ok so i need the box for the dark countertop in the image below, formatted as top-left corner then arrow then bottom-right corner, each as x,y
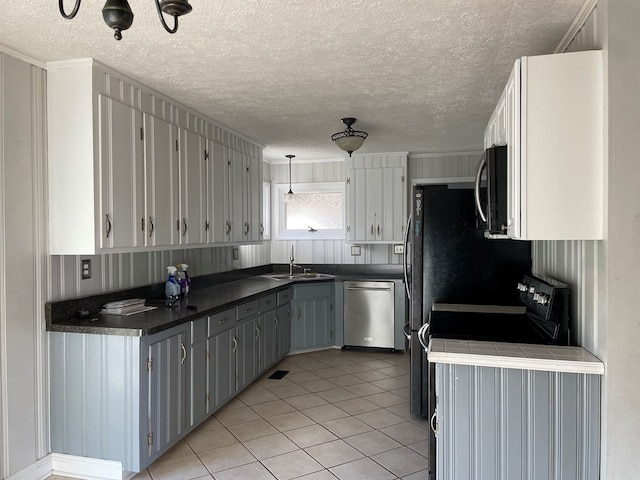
47,276 -> 325,337
46,264 -> 404,337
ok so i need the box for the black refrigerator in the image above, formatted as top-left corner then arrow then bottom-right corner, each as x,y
406,182 -> 532,418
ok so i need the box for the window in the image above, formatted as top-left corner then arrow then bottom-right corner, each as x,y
272,182 -> 345,240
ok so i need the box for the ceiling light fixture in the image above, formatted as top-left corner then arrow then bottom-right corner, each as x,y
58,0 -> 192,40
331,117 -> 368,157
284,155 -> 295,204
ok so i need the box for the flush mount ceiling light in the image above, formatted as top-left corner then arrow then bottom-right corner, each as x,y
331,117 -> 368,157
284,155 -> 295,204
58,0 -> 192,40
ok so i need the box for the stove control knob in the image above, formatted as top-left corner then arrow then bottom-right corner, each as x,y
537,293 -> 550,305
517,282 -> 528,292
528,286 -> 536,295
533,293 -> 540,302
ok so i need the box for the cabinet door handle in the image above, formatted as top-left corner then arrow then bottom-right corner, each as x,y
105,214 -> 112,238
182,218 -> 188,236
244,222 -> 250,236
141,217 -> 145,232
219,317 -> 228,325
226,221 -> 232,236
149,217 -> 154,236
297,307 -> 301,319
176,219 -> 180,232
232,335 -> 238,353
370,224 -> 374,235
180,342 -> 187,365
255,324 -> 260,339
274,316 -> 279,330
377,224 -> 380,236
260,223 -> 264,236
430,409 -> 439,436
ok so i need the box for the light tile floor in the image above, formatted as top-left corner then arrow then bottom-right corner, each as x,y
52,348 -> 429,480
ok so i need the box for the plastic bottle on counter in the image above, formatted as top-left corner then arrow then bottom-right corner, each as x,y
165,266 -> 180,298
177,264 -> 191,296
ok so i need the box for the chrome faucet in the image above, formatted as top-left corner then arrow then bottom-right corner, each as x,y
289,245 -> 303,276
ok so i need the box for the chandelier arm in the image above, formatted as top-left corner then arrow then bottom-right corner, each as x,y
155,0 -> 179,33
59,0 -> 82,19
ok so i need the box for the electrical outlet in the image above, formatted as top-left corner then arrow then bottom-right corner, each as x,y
81,259 -> 91,279
232,247 -> 239,260
394,244 -> 404,254
351,245 -> 361,256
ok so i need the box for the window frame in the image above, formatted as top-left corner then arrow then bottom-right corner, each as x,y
272,181 -> 346,240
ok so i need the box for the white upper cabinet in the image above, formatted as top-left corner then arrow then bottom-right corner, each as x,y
484,50 -> 604,240
47,58 -> 263,254
179,128 -> 208,245
346,153 -> 408,243
143,114 -> 180,248
97,95 -> 145,250
207,141 -> 263,245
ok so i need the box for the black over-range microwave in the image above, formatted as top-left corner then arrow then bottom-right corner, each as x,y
474,145 -> 508,238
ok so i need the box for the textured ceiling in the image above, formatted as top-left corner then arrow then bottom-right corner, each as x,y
0,1 -> 584,162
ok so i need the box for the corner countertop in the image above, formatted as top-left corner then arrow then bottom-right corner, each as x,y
428,338 -> 604,375
47,275 -> 335,337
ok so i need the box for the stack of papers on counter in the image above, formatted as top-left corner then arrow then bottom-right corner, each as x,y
100,298 -> 157,316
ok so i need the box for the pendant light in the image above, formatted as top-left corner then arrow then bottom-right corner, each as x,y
284,155 -> 295,204
58,0 -> 192,40
331,117 -> 368,157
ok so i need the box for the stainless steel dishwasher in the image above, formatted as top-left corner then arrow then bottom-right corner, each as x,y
344,281 -> 395,349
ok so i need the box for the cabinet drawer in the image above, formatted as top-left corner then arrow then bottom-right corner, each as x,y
236,299 -> 260,320
277,289 -> 292,305
208,308 -> 234,337
259,294 -> 277,312
191,317 -> 207,344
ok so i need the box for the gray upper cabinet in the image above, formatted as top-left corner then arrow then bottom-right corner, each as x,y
47,58 -> 263,254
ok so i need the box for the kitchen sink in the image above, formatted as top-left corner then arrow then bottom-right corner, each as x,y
264,273 -> 333,281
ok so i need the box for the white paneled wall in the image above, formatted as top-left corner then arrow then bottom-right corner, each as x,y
269,153 -> 481,265
409,152 -> 481,180
0,53 -> 49,477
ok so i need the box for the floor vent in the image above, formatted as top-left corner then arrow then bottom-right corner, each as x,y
268,370 -> 289,380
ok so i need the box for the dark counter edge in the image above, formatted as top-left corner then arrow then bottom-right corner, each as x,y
46,264 -> 404,336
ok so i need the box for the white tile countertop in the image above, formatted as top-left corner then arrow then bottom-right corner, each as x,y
428,338 -> 604,375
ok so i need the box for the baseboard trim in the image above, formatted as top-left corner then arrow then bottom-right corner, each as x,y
51,453 -> 124,480
6,453 -> 125,480
5,455 -> 51,480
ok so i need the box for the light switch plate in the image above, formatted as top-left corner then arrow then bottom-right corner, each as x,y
394,244 -> 404,254
351,245 -> 361,256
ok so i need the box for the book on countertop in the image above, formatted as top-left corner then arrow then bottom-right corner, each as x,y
100,298 -> 156,316
100,305 -> 157,316
103,298 -> 146,309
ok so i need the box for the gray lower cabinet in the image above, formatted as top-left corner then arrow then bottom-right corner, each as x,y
147,326 -> 190,462
257,308 -> 276,373
50,324 -> 191,473
275,288 -> 292,359
290,283 -> 334,352
50,289 -> 294,474
434,363 -> 601,480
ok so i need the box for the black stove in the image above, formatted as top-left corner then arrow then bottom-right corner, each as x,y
428,274 -> 570,346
